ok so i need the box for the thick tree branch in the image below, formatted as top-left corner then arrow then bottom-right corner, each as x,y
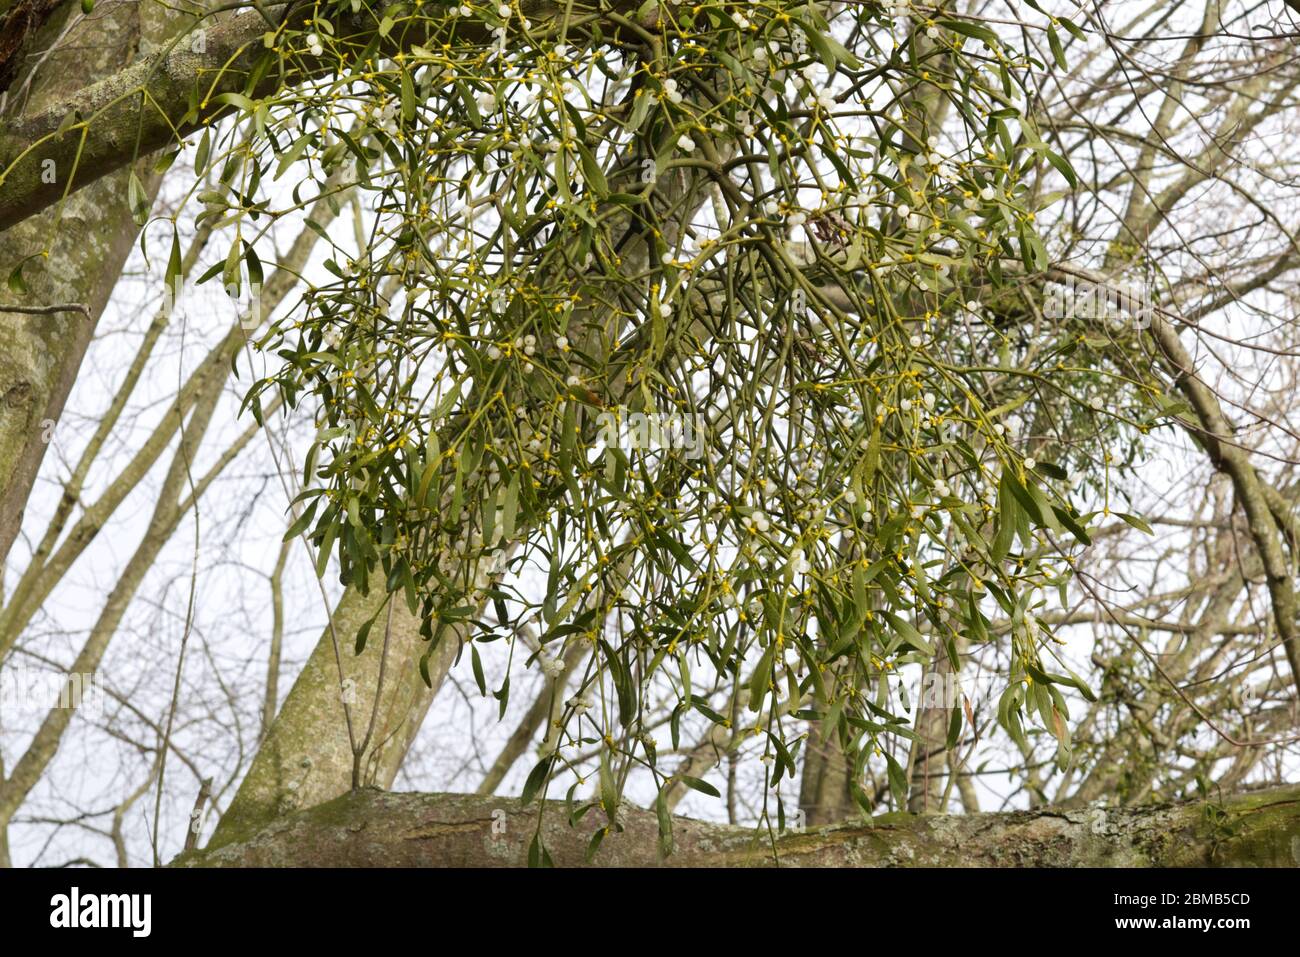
175,783 -> 1300,867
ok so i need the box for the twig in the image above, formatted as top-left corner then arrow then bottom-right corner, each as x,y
1,302 -> 91,318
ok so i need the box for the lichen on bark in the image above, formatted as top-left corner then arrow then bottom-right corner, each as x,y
178,783 -> 1300,868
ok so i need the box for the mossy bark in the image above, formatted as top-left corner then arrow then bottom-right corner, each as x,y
207,588 -> 457,849
176,783 -> 1300,868
0,0 -> 196,569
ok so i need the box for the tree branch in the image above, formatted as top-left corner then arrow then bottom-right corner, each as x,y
0,0 -> 655,230
175,783 -> 1300,867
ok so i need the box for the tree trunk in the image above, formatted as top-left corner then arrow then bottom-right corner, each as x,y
175,783 -> 1300,868
207,588 -> 457,848
0,0 -> 193,569
797,718 -> 856,826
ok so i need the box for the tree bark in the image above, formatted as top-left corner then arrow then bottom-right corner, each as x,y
175,782 -> 1300,868
0,0 -> 187,570
207,588 -> 457,848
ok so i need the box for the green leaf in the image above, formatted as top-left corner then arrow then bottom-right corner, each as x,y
881,611 -> 932,656
527,833 -> 553,868
655,788 -> 674,858
127,170 -> 149,225
1117,511 -> 1153,535
354,615 -> 374,655
213,92 -> 256,114
946,695 -> 964,750
1059,17 -> 1087,41
282,499 -> 318,541
576,143 -> 608,196
626,88 -> 653,132
494,675 -> 510,720
400,70 -> 417,124
885,752 -> 909,808
153,148 -> 180,174
244,242 -> 263,287
584,827 -> 606,863
7,262 -> 27,294
502,472 -> 520,542
457,81 -> 482,127
194,129 -> 211,175
599,749 -> 619,818
937,18 -> 999,47
1052,504 -> 1092,546
1047,25 -> 1068,70
747,644 -> 774,712
677,774 -> 720,799
223,236 -> 242,294
521,755 -> 553,805
1041,146 -> 1078,189
165,228 -> 183,291
799,21 -> 862,70
274,133 -> 312,180
471,642 -> 486,695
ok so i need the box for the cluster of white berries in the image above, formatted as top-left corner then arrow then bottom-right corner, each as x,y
741,511 -> 771,534
914,135 -> 943,169
677,132 -> 696,153
798,66 -> 837,112
566,693 -> 593,715
662,77 -> 684,105
538,654 -> 565,679
306,32 -> 323,57
486,334 -> 538,369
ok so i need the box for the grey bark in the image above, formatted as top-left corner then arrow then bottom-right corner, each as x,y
175,782 -> 1300,868
0,0 -> 189,570
208,588 -> 458,848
